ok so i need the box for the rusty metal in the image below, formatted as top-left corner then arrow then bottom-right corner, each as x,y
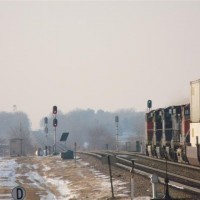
108,155 -> 114,198
163,154 -> 171,200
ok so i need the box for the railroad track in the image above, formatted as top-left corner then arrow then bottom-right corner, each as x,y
80,151 -> 200,195
114,152 -> 200,182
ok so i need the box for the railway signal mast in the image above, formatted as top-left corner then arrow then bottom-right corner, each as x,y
115,116 -> 119,152
44,117 -> 48,155
53,106 -> 58,154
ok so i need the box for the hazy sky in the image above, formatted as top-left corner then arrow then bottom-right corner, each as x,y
0,1 -> 200,130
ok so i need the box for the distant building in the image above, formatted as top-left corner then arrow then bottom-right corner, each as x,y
119,132 -> 145,152
9,138 -> 24,156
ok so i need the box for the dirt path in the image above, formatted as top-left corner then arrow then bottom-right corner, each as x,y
0,155 -> 131,200
1,154 -> 198,200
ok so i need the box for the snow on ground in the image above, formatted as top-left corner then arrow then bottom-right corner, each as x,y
89,167 -> 130,198
0,157 -> 18,187
46,178 -> 77,200
0,156 -> 75,200
0,156 -> 151,200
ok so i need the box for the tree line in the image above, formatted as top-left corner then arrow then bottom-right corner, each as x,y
0,108 -> 145,154
39,108 -> 145,151
0,111 -> 33,155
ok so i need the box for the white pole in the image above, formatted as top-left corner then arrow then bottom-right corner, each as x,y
130,159 -> 136,200
152,183 -> 157,199
131,175 -> 134,200
150,174 -> 158,199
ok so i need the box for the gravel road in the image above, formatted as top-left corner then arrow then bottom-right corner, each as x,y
78,153 -> 200,200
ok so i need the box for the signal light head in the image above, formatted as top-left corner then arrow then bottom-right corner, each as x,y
53,118 -> 58,127
44,117 -> 48,124
53,106 -> 57,114
147,100 -> 152,109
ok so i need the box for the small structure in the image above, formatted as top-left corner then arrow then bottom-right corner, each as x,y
61,150 -> 74,159
60,132 -> 74,159
9,138 -> 24,156
150,174 -> 159,199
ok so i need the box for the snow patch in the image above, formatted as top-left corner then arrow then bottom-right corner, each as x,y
47,177 -> 77,200
0,158 -> 18,187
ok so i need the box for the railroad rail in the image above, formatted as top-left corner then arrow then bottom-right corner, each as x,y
79,151 -> 200,195
112,151 -> 200,182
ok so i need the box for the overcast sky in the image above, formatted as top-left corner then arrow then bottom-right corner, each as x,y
0,1 -> 200,130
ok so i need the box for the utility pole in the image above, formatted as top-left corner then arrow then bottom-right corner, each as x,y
74,142 -> 77,168
163,153 -> 171,200
130,159 -> 137,200
115,116 -> 119,152
108,155 -> 114,198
